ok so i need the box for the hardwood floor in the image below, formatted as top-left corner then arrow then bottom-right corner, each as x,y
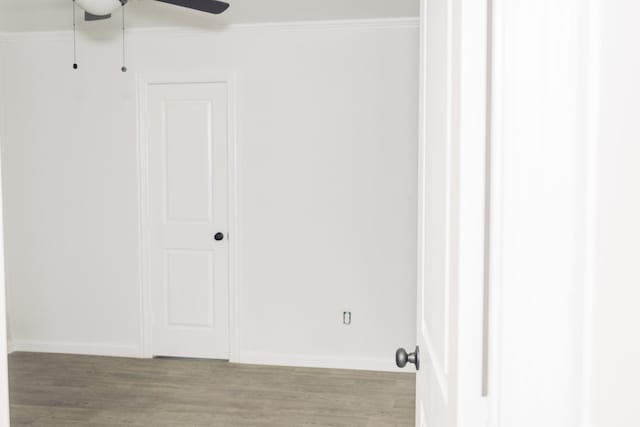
8,352 -> 415,426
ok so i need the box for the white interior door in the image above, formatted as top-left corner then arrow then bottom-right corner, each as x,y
416,0 -> 458,422
147,81 -> 230,360
413,0 -> 489,426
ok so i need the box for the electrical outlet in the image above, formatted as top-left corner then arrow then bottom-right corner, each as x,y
343,311 -> 352,325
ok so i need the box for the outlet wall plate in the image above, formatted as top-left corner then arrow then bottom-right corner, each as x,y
343,311 -> 352,325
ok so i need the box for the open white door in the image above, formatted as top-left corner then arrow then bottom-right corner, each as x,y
398,0 -> 490,426
414,0 -> 459,422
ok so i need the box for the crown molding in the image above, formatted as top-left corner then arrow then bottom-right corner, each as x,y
0,17 -> 418,43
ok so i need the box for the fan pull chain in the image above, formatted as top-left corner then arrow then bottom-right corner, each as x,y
72,0 -> 78,70
121,3 -> 127,73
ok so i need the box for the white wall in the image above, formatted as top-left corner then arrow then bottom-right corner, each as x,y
590,1 -> 640,425
0,20 -> 419,371
488,1 -> 591,425
490,1 -> 640,425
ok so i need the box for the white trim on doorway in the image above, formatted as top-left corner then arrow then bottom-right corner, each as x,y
136,72 -> 239,361
0,152 -> 10,427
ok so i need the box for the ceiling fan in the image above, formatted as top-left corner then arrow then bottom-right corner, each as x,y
71,0 -> 230,71
75,0 -> 230,21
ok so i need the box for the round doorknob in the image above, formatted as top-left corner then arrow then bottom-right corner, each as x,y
396,346 -> 420,371
214,232 -> 225,241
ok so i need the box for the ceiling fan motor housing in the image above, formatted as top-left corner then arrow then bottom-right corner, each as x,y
75,0 -> 127,17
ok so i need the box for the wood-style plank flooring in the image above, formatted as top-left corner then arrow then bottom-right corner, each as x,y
8,352 -> 415,426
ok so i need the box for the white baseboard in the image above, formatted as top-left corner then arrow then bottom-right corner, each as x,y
8,340 -> 142,358
236,351 -> 412,374
7,342 -> 411,374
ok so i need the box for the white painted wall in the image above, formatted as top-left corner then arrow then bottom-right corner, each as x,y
488,1 -> 591,425
0,20 -> 418,371
490,1 -> 640,425
589,1 -> 640,425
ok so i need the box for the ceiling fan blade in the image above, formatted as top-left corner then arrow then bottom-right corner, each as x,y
85,11 -> 112,21
153,0 -> 230,14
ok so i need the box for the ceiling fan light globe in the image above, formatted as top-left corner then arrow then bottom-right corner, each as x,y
75,0 -> 122,16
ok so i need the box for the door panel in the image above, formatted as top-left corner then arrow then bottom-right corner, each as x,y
417,0 -> 456,424
147,82 -> 229,360
164,100 -> 214,223
415,0 -> 490,425
166,249 -> 215,328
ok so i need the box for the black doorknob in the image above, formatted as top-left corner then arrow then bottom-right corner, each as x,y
214,232 -> 225,241
396,346 -> 420,371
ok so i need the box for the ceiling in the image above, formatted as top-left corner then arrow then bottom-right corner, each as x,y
0,0 -> 419,32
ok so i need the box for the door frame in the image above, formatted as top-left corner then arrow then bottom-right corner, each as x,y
0,149 -> 10,426
136,72 -> 239,361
